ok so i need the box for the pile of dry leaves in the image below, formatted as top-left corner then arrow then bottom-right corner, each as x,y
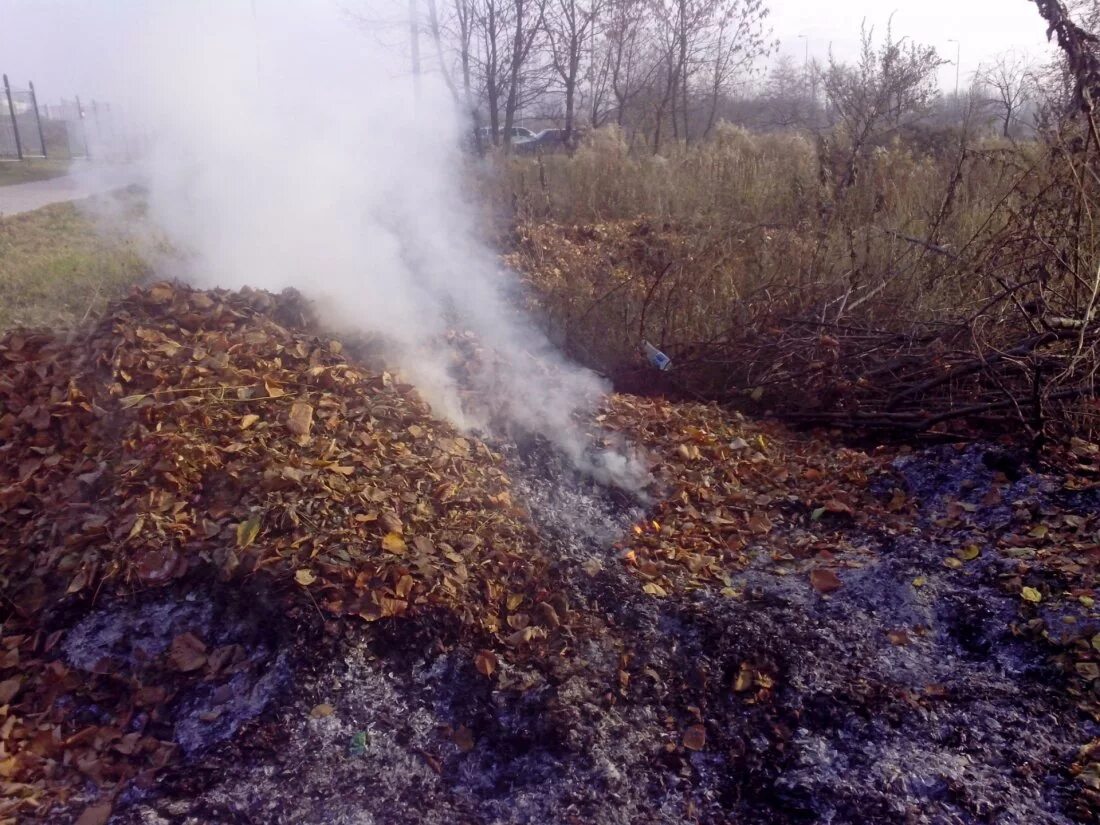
603,396 -> 902,596
1,281 -> 1097,821
0,283 -> 562,820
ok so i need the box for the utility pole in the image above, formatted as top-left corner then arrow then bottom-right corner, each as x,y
3,75 -> 23,160
251,0 -> 262,85
409,0 -> 422,103
29,81 -> 46,158
75,95 -> 90,158
798,34 -> 816,123
947,38 -> 960,98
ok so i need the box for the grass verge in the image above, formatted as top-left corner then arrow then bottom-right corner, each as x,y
0,158 -> 71,187
0,195 -> 151,329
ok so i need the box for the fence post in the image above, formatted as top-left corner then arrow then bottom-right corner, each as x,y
28,81 -> 46,158
3,75 -> 23,160
75,95 -> 90,159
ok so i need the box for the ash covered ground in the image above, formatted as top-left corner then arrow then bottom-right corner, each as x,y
103,441 -> 1098,825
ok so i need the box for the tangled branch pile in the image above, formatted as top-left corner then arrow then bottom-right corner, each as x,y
497,1 -> 1100,444
511,135 -> 1100,441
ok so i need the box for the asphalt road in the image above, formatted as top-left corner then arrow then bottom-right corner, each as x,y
0,163 -> 138,216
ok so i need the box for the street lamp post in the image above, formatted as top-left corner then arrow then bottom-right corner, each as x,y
798,34 -> 817,116
947,38 -> 960,98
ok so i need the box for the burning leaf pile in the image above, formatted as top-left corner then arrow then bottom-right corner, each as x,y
1,281 -> 1098,823
0,282 -> 562,819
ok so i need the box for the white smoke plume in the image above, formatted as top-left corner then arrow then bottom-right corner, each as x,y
119,1 -> 646,489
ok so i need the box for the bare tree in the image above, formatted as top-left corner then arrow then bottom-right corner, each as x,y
698,0 -> 772,136
603,0 -> 657,133
979,51 -> 1036,137
501,0 -> 548,146
824,22 -> 943,184
474,0 -> 510,142
350,0 -> 771,149
759,54 -> 813,129
647,0 -> 771,149
447,0 -> 478,111
583,18 -> 616,126
544,0 -> 604,141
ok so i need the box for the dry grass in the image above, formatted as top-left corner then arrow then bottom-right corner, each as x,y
0,158 -> 71,187
0,194 -> 152,330
492,125 -> 1036,349
489,125 -> 1100,436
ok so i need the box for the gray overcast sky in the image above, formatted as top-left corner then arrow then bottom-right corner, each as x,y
770,0 -> 1054,88
0,0 -> 1059,106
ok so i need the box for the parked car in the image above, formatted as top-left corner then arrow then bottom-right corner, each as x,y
471,126 -> 536,148
514,128 -> 574,154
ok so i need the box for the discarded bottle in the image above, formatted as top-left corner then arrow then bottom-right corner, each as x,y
642,340 -> 672,371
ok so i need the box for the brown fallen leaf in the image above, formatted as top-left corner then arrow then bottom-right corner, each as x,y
236,516 -> 262,548
1076,662 -> 1100,681
380,511 -> 404,534
747,511 -> 773,535
474,650 -> 498,678
75,802 -> 113,825
732,662 -> 754,692
169,632 -> 207,672
310,703 -> 335,718
453,724 -> 475,753
810,568 -> 843,594
381,532 -> 407,555
1028,524 -> 1049,540
146,283 -> 174,304
137,548 -> 180,583
287,400 -> 314,436
887,629 -> 910,646
0,676 -> 22,704
295,569 -> 317,586
683,724 -> 706,751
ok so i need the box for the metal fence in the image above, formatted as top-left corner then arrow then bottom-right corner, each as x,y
1,74 -> 137,162
0,75 -> 46,160
42,98 -> 90,159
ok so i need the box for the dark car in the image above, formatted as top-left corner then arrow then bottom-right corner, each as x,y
515,128 -> 571,154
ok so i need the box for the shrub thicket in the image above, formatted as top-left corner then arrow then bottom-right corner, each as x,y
484,121 -> 1100,443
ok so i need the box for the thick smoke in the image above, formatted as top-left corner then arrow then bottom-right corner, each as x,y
125,1 -> 645,489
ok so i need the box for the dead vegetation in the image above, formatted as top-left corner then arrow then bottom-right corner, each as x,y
490,10 -> 1100,446
500,118 -> 1100,443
